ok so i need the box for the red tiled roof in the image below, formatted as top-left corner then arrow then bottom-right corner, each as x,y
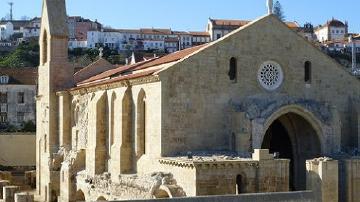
0,67 -> 37,85
327,19 -> 346,27
210,18 -> 299,29
189,31 -> 210,37
140,28 -> 172,35
164,38 -> 179,42
211,19 -> 250,26
77,44 -> 206,87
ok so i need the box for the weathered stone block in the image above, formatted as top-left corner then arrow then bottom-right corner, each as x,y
3,186 -> 20,202
252,149 -> 274,161
24,171 -> 36,189
0,180 -> 10,198
306,157 -> 338,202
14,192 -> 33,202
0,172 -> 12,182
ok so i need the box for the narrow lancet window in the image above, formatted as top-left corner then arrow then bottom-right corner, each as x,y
229,57 -> 237,81
305,61 -> 312,83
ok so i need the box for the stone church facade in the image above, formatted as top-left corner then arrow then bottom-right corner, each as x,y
36,0 -> 360,201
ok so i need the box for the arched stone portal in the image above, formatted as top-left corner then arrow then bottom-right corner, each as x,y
75,190 -> 85,202
261,112 -> 321,191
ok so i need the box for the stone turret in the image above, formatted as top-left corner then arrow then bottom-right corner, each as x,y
36,0 -> 73,201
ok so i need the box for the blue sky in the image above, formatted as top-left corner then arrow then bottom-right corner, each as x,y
0,0 -> 359,32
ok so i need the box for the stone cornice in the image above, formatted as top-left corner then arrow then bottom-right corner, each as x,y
159,159 -> 260,170
69,75 -> 160,96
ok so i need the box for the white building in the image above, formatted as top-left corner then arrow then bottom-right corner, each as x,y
189,31 -> 211,46
23,18 -> 41,39
0,22 -> 14,41
314,19 -> 348,42
345,35 -> 360,53
164,38 -> 179,53
0,68 -> 37,129
143,39 -> 164,51
206,18 -> 299,41
68,39 -> 88,49
175,31 -> 192,49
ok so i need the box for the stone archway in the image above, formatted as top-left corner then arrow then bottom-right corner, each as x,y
75,190 -> 85,202
261,112 -> 322,191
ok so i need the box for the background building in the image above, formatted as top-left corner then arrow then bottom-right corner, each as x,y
314,18 -> 348,42
0,22 -> 14,41
0,68 -> 37,130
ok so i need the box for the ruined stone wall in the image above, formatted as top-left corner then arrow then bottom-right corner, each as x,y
342,159 -> 360,202
128,191 -> 316,202
159,15 -> 360,156
0,133 -> 35,166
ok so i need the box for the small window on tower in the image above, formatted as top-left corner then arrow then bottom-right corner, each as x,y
305,61 -> 312,83
228,57 -> 237,82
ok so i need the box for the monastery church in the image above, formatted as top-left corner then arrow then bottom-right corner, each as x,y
36,0 -> 360,201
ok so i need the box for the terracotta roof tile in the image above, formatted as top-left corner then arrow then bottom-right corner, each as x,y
211,19 -> 250,26
77,44 -> 206,87
0,67 -> 37,85
210,18 -> 299,29
189,31 -> 210,37
140,28 -> 172,35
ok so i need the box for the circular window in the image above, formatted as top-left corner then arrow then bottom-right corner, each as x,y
257,61 -> 284,91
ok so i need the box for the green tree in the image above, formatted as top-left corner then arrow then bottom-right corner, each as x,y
273,1 -> 285,21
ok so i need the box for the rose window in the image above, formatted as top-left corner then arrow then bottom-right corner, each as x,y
257,61 -> 284,91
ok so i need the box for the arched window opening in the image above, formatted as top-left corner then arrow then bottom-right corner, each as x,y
136,89 -> 146,159
120,88 -> 135,174
228,57 -> 237,81
97,196 -> 107,201
304,61 -> 312,83
42,31 -> 48,65
95,93 -> 108,174
236,175 -> 243,194
75,190 -> 85,202
110,92 -> 116,147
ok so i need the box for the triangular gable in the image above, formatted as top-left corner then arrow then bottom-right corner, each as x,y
157,14 -> 359,82
40,0 -> 68,37
74,58 -> 115,84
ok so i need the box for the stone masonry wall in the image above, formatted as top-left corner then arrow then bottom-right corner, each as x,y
159,15 -> 360,156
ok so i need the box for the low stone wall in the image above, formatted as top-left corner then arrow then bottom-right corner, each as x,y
125,191 -> 315,202
0,133 -> 35,167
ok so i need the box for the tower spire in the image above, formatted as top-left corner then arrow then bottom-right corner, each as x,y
267,0 -> 273,14
8,2 -> 13,21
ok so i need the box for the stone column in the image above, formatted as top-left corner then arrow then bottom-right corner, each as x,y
3,186 -> 20,202
343,159 -> 360,202
0,171 -> 12,182
58,91 -> 72,149
306,158 -> 338,202
14,192 -> 34,202
0,180 -> 10,198
231,112 -> 252,155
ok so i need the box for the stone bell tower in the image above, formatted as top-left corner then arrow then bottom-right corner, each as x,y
36,0 -> 73,201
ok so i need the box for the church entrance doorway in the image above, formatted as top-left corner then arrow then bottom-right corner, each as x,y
261,112 -> 321,191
